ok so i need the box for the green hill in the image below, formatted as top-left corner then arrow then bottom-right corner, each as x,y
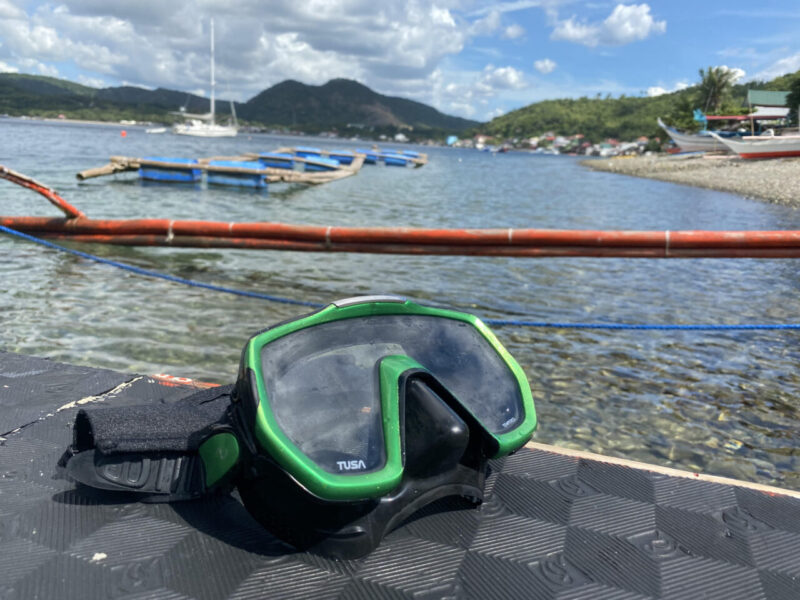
0,73 -> 477,135
240,78 -> 478,131
480,70 -> 800,143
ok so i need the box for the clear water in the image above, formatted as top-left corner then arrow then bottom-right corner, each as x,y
2,118 -> 799,490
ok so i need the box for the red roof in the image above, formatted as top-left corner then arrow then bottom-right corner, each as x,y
705,114 -> 786,121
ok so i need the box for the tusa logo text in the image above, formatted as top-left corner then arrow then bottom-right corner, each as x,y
337,459 -> 367,471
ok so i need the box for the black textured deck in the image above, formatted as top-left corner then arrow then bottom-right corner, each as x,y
1,351 -> 799,599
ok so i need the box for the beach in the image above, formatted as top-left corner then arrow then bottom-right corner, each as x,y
583,154 -> 800,206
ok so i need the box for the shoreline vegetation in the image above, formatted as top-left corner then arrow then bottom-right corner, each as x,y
582,154 -> 800,206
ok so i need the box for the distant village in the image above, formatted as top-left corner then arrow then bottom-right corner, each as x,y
306,130 -> 665,156
449,132 -> 661,157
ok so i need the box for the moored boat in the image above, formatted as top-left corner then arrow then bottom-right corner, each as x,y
709,132 -> 800,159
657,118 -> 732,153
173,20 -> 238,138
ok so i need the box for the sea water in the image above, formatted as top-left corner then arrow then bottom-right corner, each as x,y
1,118 -> 799,490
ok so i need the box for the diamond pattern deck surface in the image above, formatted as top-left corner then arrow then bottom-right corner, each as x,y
1,352 -> 798,599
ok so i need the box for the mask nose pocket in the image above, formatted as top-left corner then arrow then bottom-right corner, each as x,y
403,377 -> 469,477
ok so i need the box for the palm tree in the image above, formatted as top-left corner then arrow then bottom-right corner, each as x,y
698,67 -> 739,113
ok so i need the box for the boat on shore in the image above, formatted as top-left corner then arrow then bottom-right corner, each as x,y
657,118 -> 733,153
173,20 -> 238,138
708,132 -> 800,159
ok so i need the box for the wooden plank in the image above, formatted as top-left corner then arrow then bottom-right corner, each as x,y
526,441 -> 800,499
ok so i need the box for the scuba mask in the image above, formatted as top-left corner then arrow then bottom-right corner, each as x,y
60,296 -> 537,558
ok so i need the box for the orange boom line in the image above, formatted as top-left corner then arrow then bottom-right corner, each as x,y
4,164 -> 800,258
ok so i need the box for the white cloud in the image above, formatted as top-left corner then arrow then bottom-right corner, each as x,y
534,58 -> 556,74
0,0 -> 24,19
646,80 -> 689,97
469,1 -> 571,17
0,1 -> 469,102
0,60 -> 19,73
752,52 -> 800,81
502,23 -> 525,39
470,10 -> 502,36
479,65 -> 526,90
449,101 -> 477,117
77,74 -> 108,88
718,65 -> 746,83
551,3 -> 666,47
486,107 -> 505,119
16,57 -> 59,77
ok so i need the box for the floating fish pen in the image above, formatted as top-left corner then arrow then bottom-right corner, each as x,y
303,156 -> 340,172
138,157 -> 201,183
249,149 -> 366,173
77,153 -> 365,186
382,153 -> 411,167
328,150 -> 357,165
257,152 -> 295,170
206,160 -> 266,188
275,146 -> 428,168
356,148 -> 379,164
293,146 -> 323,159
75,144 -> 425,190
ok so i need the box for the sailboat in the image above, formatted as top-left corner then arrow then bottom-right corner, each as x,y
173,19 -> 238,137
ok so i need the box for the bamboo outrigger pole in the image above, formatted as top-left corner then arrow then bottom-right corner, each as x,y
4,164 -> 800,258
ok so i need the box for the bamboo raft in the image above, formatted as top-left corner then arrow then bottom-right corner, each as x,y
271,146 -> 428,168
77,153 -> 366,185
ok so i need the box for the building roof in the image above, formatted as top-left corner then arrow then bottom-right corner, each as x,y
747,90 -> 789,107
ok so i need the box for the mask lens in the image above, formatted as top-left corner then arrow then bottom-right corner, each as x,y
260,315 -> 525,475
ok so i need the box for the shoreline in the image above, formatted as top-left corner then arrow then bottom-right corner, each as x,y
582,154 -> 800,206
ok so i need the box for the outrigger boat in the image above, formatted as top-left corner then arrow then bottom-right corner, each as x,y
657,107 -> 789,154
4,164 -> 800,257
708,132 -> 800,159
657,118 -> 733,153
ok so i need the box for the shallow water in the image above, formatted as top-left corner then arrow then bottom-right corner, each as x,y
2,118 -> 799,490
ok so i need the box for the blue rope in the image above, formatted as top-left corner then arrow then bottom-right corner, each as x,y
0,225 -> 321,308
481,318 -> 800,331
3,224 -> 800,331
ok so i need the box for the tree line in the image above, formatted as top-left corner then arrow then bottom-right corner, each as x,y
477,67 -> 800,144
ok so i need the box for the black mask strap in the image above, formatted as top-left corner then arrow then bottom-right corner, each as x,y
59,385 -> 236,502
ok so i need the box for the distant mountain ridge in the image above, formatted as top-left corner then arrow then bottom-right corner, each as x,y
239,78 -> 477,131
0,73 -> 478,132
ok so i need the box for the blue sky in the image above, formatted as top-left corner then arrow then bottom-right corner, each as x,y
1,1 -> 799,122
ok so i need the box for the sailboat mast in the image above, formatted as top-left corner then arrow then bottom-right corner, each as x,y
210,19 -> 216,125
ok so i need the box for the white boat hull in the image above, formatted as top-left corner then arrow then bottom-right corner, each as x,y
173,121 -> 238,137
172,22 -> 238,138
709,132 -> 800,159
657,118 -> 730,153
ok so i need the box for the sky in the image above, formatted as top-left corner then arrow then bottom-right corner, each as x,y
1,1 -> 800,122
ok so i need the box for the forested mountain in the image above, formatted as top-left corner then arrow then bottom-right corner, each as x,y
480,70 -> 800,143
0,73 -> 477,133
3,67 -> 799,142
239,78 -> 477,131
